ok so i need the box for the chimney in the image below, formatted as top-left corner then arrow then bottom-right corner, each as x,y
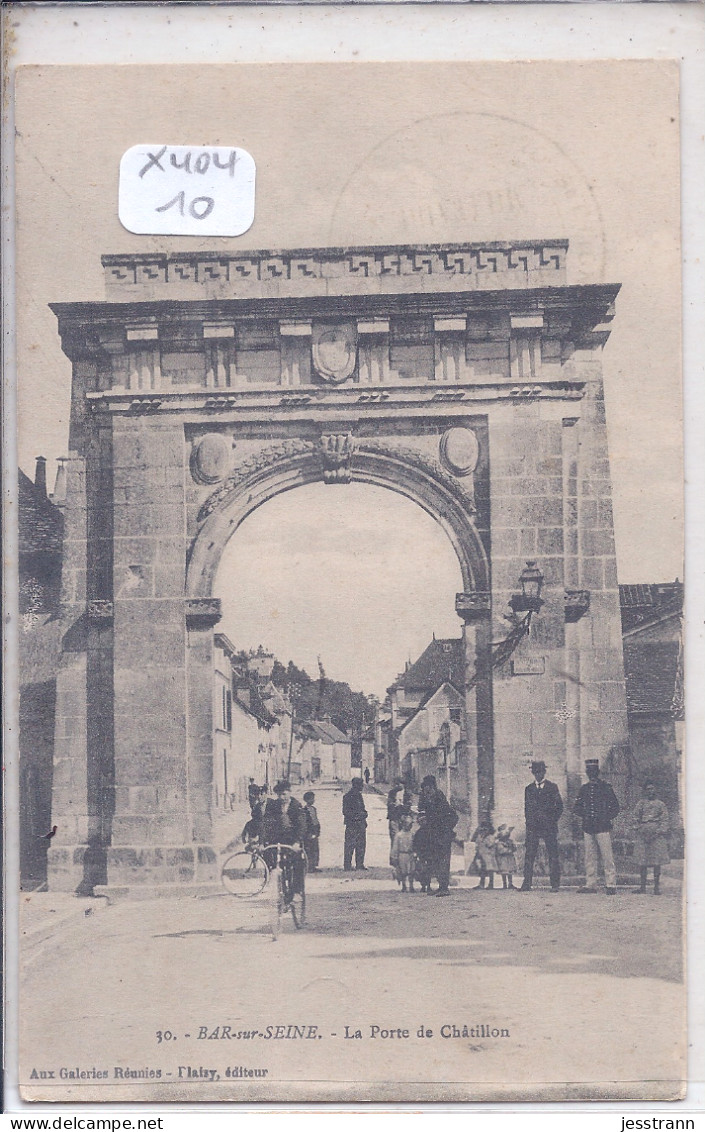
52,458 -> 68,506
35,456 -> 47,500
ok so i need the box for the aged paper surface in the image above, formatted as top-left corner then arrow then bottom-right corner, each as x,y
15,61 -> 684,1103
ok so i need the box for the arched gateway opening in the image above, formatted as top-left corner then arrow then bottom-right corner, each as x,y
206,472 -> 473,818
183,433 -> 493,859
47,242 -> 628,893
212,482 -> 464,703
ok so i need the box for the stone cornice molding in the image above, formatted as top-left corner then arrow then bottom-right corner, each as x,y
455,592 -> 492,623
52,284 -> 620,335
86,380 -> 587,416
102,241 -> 569,296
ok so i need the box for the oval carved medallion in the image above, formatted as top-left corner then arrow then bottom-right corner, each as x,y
311,322 -> 358,384
191,433 -> 233,484
439,427 -> 479,477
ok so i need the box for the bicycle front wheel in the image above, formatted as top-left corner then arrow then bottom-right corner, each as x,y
221,851 -> 268,898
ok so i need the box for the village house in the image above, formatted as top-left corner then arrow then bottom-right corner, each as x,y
294,716 -> 352,783
383,637 -> 465,790
18,458 -> 65,889
619,582 -> 684,853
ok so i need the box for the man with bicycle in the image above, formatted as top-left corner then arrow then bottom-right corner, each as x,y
262,781 -> 308,903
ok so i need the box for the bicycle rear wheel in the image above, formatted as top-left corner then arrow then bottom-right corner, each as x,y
221,851 -> 268,897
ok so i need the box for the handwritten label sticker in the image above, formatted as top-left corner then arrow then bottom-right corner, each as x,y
119,144 -> 256,236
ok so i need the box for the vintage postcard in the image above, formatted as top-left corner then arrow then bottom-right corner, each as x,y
13,60 -> 684,1103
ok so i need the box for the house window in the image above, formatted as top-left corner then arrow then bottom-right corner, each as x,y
221,686 -> 232,731
450,708 -> 462,725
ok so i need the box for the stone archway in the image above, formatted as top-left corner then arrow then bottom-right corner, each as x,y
186,436 -> 489,598
182,435 -> 493,851
46,241 -> 628,892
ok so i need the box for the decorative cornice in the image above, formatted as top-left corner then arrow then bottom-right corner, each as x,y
564,588 -> 591,623
455,592 -> 492,623
85,379 -> 586,416
102,241 -> 569,299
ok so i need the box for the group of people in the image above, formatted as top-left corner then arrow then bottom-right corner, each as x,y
241,760 -> 670,897
471,758 -> 669,895
387,759 -> 670,897
243,780 -> 321,871
387,775 -> 459,896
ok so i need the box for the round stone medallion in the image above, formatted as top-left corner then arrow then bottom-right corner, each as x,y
191,433 -> 233,484
439,427 -> 480,477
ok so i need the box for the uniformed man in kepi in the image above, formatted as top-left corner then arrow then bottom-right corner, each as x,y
573,758 -> 621,895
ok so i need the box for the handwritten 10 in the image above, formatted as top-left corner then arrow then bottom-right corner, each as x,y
119,144 -> 256,236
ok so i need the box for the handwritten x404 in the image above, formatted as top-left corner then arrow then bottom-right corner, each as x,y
119,144 -> 256,236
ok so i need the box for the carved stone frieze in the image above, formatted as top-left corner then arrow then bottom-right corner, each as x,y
102,241 -> 568,300
197,439 -> 316,522
358,440 -> 476,511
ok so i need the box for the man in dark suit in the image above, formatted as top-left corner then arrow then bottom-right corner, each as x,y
521,760 -> 563,892
342,778 -> 368,870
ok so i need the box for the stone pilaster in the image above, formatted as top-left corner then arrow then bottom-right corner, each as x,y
104,417 -> 216,890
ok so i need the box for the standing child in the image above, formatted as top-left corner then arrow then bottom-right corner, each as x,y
494,824 -> 518,889
412,812 -> 433,893
471,817 -> 498,889
302,790 -> 321,872
390,812 -> 416,893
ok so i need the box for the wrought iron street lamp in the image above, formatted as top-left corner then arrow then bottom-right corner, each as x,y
509,560 -> 545,619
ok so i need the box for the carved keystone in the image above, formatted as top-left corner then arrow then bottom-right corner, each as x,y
319,433 -> 356,484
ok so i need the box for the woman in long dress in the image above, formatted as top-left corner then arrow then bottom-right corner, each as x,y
632,780 -> 670,895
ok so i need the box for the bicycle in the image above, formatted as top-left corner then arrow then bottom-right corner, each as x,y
221,841 -> 307,940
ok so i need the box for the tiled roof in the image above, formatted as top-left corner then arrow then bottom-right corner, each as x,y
18,470 -> 63,555
389,637 -> 464,694
297,719 -> 349,745
619,582 -> 683,634
623,639 -> 680,715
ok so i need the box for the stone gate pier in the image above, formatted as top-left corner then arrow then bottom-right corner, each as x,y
47,241 -> 628,893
